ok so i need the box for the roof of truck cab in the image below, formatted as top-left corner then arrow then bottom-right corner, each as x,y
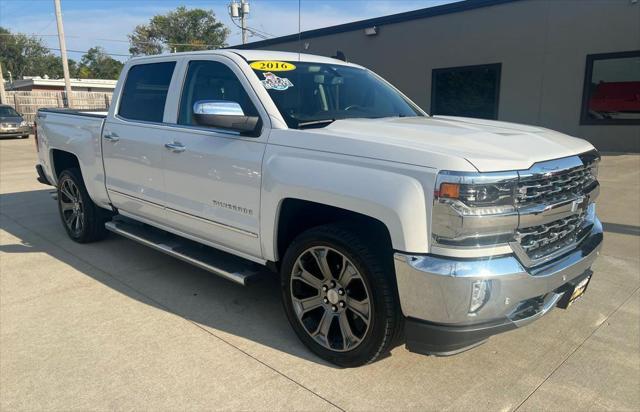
127,49 -> 357,67
228,49 -> 355,66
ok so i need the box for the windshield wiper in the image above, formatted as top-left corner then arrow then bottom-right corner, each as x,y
297,119 -> 336,129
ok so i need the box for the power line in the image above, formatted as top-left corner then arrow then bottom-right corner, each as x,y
0,32 -> 225,49
228,18 -> 267,40
227,0 -> 277,42
0,34 -> 131,58
227,16 -> 274,40
50,47 -> 131,57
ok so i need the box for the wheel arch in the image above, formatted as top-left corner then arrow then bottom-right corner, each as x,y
261,152 -> 431,262
48,148 -> 110,209
274,199 -> 393,263
50,149 -> 81,180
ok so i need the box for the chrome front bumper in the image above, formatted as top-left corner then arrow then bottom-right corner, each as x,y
394,217 -> 603,327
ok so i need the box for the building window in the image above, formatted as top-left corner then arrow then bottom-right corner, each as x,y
581,50 -> 640,125
431,63 -> 501,120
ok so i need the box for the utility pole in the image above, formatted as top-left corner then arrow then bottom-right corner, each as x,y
241,2 -> 247,45
53,0 -> 73,107
229,0 -> 250,44
0,62 -> 7,105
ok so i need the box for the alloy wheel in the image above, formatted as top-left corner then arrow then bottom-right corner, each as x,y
59,178 -> 84,235
290,246 -> 372,352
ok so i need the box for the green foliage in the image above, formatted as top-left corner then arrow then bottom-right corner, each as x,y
128,6 -> 230,56
0,26 -> 76,79
77,47 -> 124,79
0,27 -> 122,81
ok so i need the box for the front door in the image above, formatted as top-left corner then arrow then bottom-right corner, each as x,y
102,61 -> 178,224
161,58 -> 267,258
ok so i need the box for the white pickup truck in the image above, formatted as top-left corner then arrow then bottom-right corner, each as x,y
35,50 -> 603,367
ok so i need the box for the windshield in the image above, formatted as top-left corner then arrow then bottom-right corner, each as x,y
0,107 -> 20,117
250,61 -> 423,128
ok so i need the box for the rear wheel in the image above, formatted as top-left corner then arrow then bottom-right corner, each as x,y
57,168 -> 108,243
281,224 -> 401,367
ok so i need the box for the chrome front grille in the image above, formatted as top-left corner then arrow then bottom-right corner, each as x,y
516,213 -> 590,262
512,151 -> 600,265
517,164 -> 597,206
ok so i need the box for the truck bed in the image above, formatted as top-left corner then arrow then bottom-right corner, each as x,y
36,107 -> 111,208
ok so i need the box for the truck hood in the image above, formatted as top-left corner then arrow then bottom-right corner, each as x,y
294,116 -> 594,172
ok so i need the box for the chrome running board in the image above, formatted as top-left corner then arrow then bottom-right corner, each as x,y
105,217 -> 267,286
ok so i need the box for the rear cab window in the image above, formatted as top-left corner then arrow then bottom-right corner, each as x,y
118,61 -> 176,123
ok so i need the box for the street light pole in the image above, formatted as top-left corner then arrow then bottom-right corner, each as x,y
53,0 -> 73,107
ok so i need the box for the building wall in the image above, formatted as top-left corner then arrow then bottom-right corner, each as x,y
253,0 -> 640,152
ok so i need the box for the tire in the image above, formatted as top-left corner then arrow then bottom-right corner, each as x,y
21,134 -> 29,139
281,223 -> 401,367
57,168 -> 108,243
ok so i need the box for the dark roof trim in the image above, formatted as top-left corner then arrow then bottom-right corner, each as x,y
232,0 -> 520,49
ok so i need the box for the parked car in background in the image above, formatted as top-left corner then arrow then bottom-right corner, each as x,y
0,105 -> 31,138
34,50 -> 602,367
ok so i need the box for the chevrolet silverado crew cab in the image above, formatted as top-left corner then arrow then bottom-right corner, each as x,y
34,50 -> 603,367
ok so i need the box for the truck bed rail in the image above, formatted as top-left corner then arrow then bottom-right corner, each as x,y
37,108 -> 107,118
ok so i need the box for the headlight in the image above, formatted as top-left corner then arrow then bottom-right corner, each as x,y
20,121 -> 28,127
432,171 -> 518,247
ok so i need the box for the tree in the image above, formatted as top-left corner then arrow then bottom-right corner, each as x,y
0,26 -> 76,79
77,47 -> 123,79
128,6 -> 229,56
31,54 -> 78,79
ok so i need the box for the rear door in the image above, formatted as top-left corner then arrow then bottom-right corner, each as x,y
160,57 -> 268,259
102,60 -> 179,224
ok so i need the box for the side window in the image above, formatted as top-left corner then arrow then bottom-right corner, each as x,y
178,60 -> 258,126
118,61 -> 176,123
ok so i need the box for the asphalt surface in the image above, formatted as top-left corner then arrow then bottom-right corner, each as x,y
1,137 -> 639,411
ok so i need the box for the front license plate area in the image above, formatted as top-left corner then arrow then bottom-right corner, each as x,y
556,270 -> 592,309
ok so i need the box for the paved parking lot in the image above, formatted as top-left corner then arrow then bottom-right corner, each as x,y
1,137 -> 639,411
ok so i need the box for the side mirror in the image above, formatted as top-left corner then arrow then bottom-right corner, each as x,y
192,100 -> 260,135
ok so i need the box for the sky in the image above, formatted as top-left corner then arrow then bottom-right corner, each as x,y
0,0 -> 457,61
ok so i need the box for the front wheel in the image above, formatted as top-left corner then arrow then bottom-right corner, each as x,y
57,168 -> 108,243
281,224 -> 401,367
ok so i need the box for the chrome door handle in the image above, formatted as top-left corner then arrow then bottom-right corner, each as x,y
164,142 -> 186,153
103,132 -> 120,142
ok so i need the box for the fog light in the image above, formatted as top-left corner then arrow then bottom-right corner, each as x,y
469,280 -> 490,314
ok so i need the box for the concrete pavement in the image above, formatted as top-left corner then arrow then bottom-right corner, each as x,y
1,137 -> 638,411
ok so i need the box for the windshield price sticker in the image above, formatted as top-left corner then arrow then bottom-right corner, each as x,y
250,61 -> 296,71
